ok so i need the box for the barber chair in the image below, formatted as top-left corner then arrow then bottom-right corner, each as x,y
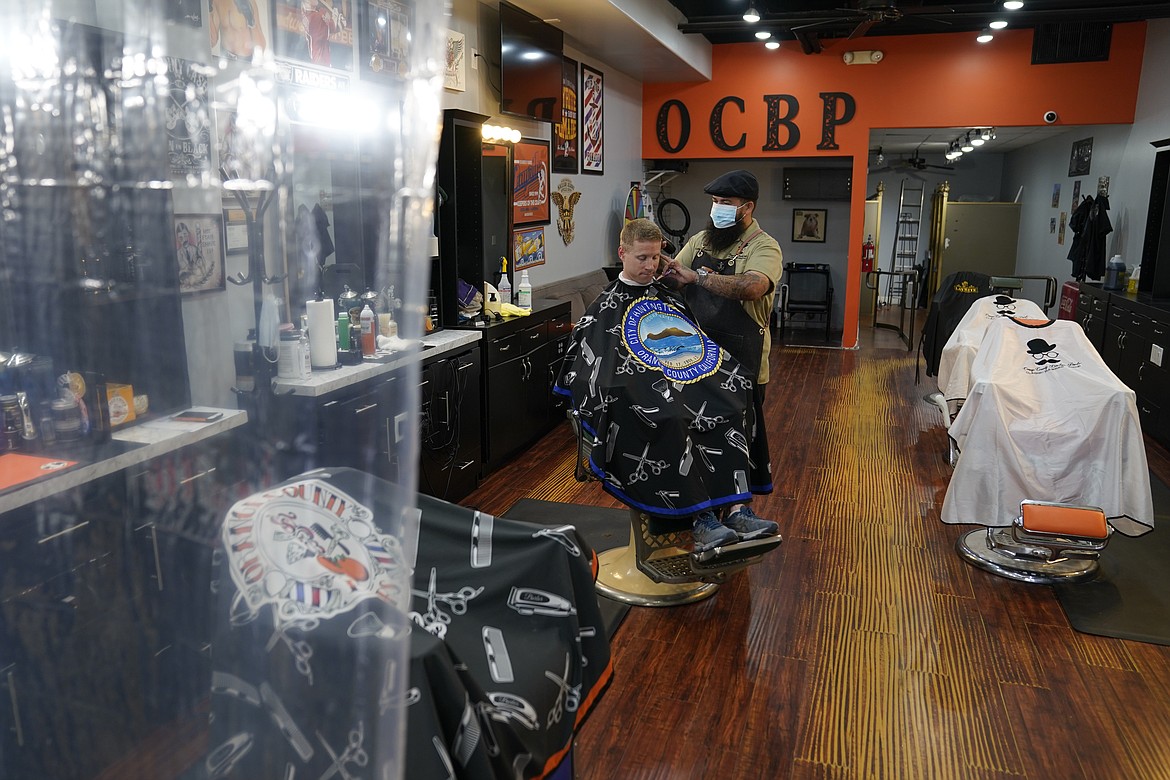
571,413 -> 782,607
956,500 -> 1110,585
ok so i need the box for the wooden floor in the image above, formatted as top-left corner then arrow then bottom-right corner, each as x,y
464,326 -> 1170,780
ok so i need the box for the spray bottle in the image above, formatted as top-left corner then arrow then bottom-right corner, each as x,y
497,257 -> 512,304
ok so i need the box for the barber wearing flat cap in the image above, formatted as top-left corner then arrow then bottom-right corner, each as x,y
661,169 -> 782,505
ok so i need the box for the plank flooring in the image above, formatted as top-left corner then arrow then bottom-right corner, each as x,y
463,327 -> 1170,780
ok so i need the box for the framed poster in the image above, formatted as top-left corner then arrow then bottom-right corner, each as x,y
581,64 -> 604,175
164,56 -> 212,178
513,138 -> 551,227
1069,137 -> 1093,177
272,0 -> 354,71
209,0 -> 269,61
792,209 -> 826,243
174,214 -> 226,295
514,227 -> 546,270
553,57 -> 579,174
360,0 -> 412,80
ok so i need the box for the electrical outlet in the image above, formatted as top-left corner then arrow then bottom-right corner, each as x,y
471,48 -> 478,69
1152,343 -> 1164,367
395,412 -> 409,442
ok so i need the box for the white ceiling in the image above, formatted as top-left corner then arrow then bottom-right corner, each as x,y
870,126 -> 1073,157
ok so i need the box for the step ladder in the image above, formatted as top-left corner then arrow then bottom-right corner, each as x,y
886,179 -> 924,305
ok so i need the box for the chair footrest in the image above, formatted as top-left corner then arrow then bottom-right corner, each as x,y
636,535 -> 783,584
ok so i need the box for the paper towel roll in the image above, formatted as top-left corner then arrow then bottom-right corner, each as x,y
306,298 -> 338,369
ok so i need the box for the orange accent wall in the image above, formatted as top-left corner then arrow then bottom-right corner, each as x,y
641,24 -> 1147,346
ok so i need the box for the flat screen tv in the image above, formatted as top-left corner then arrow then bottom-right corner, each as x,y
499,0 -> 562,124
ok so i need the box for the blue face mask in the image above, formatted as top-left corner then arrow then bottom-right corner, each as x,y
710,202 -> 741,229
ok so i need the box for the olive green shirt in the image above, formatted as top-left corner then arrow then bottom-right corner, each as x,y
675,219 -> 783,384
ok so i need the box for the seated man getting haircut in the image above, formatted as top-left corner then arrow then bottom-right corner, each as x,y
554,219 -> 778,551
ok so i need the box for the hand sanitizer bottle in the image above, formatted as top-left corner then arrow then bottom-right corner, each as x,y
517,269 -> 532,310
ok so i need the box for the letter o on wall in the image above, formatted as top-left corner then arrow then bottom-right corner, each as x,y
656,100 -> 691,154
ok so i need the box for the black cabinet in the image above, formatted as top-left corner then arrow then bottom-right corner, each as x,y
467,300 -> 572,473
1075,283 -> 1109,350
1084,284 -> 1170,447
419,346 -> 483,502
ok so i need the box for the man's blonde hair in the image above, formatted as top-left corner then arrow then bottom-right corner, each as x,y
620,218 -> 662,249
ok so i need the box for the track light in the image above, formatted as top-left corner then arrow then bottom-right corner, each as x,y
977,29 -> 994,43
755,30 -> 771,40
980,128 -> 994,141
764,40 -> 780,50
743,5 -> 760,23
989,19 -> 1008,30
1003,1 -> 1024,9
960,133 -> 974,152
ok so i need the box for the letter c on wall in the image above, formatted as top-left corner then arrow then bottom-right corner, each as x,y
710,96 -> 746,152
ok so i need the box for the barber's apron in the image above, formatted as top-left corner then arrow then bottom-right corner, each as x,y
685,231 -> 773,493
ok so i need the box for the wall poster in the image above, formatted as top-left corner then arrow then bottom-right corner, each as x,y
272,0 -> 355,71
174,214 -> 227,295
514,227 -> 546,270
164,56 -> 213,179
512,138 -> 551,227
553,57 -> 579,174
581,64 -> 604,175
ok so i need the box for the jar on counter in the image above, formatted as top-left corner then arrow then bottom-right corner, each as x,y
2,394 -> 23,451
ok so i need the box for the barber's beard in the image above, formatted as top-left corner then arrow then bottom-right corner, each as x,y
703,218 -> 746,252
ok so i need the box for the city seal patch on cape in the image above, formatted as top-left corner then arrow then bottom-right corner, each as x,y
622,296 -> 721,383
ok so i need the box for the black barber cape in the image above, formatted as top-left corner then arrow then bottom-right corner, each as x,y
554,278 -> 761,517
209,468 -> 611,780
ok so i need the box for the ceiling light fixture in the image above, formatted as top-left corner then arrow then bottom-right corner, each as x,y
743,5 -> 760,23
989,20 -> 1008,30
1003,1 -> 1024,10
981,127 -> 994,141
765,40 -> 780,50
976,29 -> 994,43
755,30 -> 772,40
960,133 -> 975,153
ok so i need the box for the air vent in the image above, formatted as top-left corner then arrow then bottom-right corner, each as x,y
1032,22 -> 1112,64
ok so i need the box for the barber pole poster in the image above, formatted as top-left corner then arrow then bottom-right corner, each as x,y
581,64 -> 603,175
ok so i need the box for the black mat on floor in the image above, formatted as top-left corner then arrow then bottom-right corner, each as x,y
502,499 -> 631,638
1054,470 -> 1170,646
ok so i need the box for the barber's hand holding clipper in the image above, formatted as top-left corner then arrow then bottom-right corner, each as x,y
658,256 -> 706,288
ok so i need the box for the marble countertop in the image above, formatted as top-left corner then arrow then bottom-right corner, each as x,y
0,407 -> 247,515
271,329 -> 482,397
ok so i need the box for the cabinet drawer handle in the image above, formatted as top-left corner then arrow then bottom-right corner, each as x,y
457,460 -> 476,471
529,333 -> 541,341
457,361 -> 474,372
354,403 -> 378,415
498,344 -> 512,352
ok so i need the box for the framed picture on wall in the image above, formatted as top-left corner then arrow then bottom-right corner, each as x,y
792,209 -> 827,243
271,0 -> 355,72
174,214 -> 226,295
359,0 -> 412,80
581,64 -> 604,175
514,226 -> 546,270
513,138 -> 551,227
553,57 -> 579,174
1069,137 -> 1093,177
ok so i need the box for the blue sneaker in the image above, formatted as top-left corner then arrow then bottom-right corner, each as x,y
692,510 -> 737,551
724,506 -> 780,540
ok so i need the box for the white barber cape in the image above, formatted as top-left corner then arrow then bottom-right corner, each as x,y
941,317 -> 1154,536
936,295 -> 1047,417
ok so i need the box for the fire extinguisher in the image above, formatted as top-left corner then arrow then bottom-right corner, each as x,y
861,235 -> 875,273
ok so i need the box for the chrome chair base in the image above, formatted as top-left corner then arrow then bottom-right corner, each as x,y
956,527 -> 1100,585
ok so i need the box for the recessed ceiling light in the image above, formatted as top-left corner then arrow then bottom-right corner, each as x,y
989,20 -> 1008,30
1003,1 -> 1024,9
755,30 -> 772,40
977,30 -> 994,43
743,5 -> 760,23
765,40 -> 780,50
